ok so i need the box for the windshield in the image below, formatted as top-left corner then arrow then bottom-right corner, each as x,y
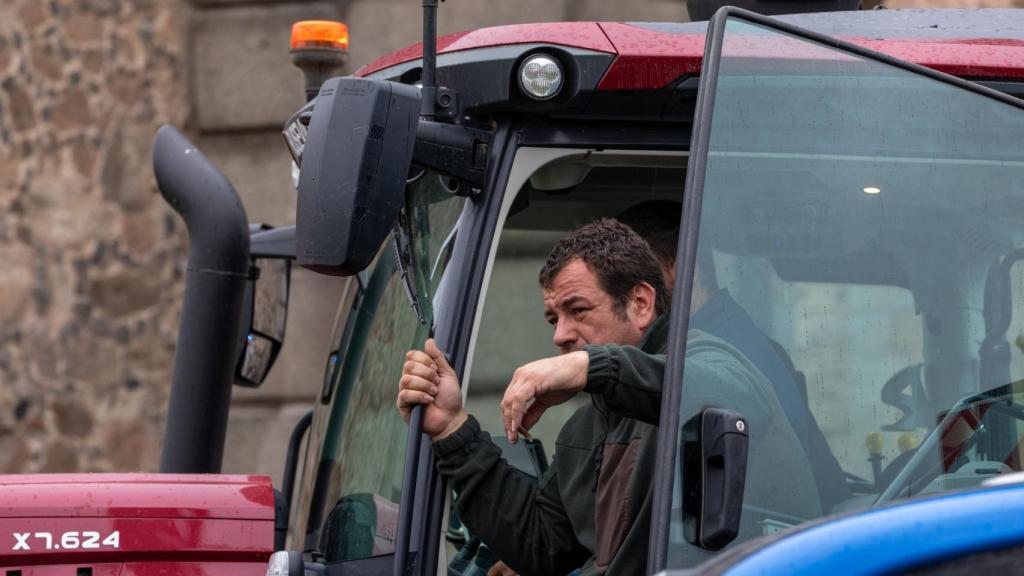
668,15 -> 1024,567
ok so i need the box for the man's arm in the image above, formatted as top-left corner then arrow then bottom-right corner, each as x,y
398,341 -> 589,575
585,333 -> 777,430
434,417 -> 590,576
584,344 -> 665,425
497,348 -> 660,436
500,332 -> 777,439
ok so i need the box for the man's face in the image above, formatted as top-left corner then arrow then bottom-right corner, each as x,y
543,259 -> 646,354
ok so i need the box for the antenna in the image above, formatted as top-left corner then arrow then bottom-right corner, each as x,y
419,0 -> 458,119
421,0 -> 440,117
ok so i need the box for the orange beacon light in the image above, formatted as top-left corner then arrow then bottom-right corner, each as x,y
290,20 -> 350,102
290,20 -> 349,51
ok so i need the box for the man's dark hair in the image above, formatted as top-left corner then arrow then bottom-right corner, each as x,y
616,200 -> 682,272
617,200 -> 717,291
538,218 -> 668,316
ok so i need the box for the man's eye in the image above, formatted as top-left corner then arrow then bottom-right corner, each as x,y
546,317 -> 557,326
571,308 -> 588,317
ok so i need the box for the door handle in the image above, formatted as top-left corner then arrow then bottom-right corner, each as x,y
681,407 -> 749,550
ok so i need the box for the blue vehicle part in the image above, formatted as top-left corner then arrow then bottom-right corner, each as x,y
714,483 -> 1024,575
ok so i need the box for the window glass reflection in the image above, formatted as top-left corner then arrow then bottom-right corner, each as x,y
668,16 -> 1024,567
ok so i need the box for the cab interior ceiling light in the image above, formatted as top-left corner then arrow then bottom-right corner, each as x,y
519,53 -> 563,100
863,186 -> 881,195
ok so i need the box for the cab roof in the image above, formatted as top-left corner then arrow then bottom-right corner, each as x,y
357,9 -> 1024,87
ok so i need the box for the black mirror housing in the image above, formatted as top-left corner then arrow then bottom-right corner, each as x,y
296,77 -> 421,276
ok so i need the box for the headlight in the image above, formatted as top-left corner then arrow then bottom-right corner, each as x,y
518,53 -> 563,100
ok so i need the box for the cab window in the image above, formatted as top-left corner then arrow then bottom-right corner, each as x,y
469,156 -> 686,450
451,152 -> 685,571
303,171 -> 463,564
667,15 -> 1024,567
466,227 -> 585,451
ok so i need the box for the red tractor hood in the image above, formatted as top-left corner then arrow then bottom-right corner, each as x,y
0,473 -> 274,574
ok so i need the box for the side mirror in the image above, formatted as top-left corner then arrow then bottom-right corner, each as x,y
235,258 -> 291,387
296,76 -> 421,276
681,407 -> 749,550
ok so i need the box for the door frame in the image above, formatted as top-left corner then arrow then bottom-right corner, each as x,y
647,6 -> 1024,573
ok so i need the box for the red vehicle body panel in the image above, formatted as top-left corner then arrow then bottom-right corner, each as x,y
359,22 -> 616,75
357,19 -> 1024,85
0,474 -> 274,573
5,563 -> 262,575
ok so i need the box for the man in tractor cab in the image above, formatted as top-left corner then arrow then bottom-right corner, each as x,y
397,219 -> 818,575
616,201 -> 850,512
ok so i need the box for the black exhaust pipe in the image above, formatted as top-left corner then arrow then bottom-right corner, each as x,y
154,125 -> 250,474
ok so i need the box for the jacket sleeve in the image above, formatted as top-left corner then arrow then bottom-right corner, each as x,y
584,344 -> 665,425
433,416 -> 591,576
584,333 -> 776,430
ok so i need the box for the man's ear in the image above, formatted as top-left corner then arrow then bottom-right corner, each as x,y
630,281 -> 658,331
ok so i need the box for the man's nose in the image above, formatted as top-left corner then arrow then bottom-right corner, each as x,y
552,319 -> 577,350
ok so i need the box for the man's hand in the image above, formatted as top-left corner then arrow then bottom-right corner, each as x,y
501,350 -> 589,443
397,339 -> 467,441
486,561 -> 518,576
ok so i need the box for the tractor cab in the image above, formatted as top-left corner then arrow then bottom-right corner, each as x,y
266,7 -> 1024,576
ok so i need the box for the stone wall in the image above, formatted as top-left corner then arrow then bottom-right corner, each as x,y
0,0 -> 1020,484
0,0 -> 190,474
0,0 -> 695,483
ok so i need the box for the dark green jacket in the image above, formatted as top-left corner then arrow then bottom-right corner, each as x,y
585,323 -> 823,547
434,316 -> 816,575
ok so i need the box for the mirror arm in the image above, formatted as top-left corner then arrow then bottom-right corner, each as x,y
412,120 -> 492,191
251,225 -> 297,260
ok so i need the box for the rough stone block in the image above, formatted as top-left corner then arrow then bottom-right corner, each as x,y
198,130 -> 297,226
191,2 -> 342,131
232,267 -> 355,402
189,0 -> 266,5
0,244 -> 34,325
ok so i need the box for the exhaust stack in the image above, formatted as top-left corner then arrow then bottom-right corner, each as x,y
154,125 -> 250,474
